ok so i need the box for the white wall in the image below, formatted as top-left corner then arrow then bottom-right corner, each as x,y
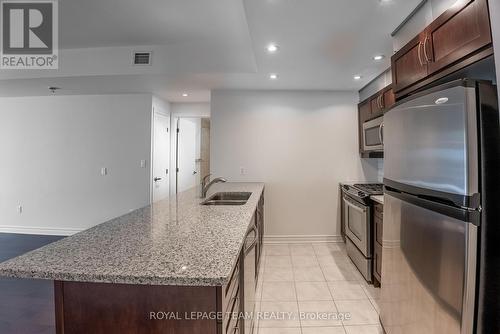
211,90 -> 381,241
359,68 -> 392,102
153,96 -> 171,117
0,94 -> 153,235
171,102 -> 210,118
392,0 -> 457,52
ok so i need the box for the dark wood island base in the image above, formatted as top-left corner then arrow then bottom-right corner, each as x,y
54,281 -> 223,334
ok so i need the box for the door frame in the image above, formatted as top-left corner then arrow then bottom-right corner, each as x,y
170,116 -> 207,195
150,108 -> 171,203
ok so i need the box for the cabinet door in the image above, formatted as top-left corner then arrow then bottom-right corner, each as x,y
383,89 -> 395,111
425,0 -> 491,75
374,215 -> 383,246
358,101 -> 371,153
370,94 -> 384,118
374,242 -> 382,282
392,33 -> 428,93
359,101 -> 371,123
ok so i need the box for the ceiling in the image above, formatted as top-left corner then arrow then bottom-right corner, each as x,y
0,0 -> 423,101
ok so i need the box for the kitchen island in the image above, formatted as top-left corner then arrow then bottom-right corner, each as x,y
0,182 -> 265,334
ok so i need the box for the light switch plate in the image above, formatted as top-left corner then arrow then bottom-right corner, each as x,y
140,160 -> 146,168
101,167 -> 107,176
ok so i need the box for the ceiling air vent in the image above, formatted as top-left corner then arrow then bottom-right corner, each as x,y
133,52 -> 152,65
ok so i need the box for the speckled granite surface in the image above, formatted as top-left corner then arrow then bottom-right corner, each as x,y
370,195 -> 384,205
0,182 -> 264,287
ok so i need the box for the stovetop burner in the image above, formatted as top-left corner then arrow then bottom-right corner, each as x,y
342,182 -> 383,204
353,183 -> 383,195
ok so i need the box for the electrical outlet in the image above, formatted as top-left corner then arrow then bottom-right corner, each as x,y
17,205 -> 23,214
140,160 -> 146,168
240,167 -> 246,175
101,167 -> 107,176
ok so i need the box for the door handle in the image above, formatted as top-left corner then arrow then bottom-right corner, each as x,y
417,41 -> 424,66
154,177 -> 162,182
344,196 -> 367,213
423,35 -> 431,63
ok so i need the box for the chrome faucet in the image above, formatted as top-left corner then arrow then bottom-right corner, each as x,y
201,174 -> 227,198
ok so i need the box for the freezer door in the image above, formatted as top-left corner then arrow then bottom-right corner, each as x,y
380,191 -> 478,334
384,84 -> 479,199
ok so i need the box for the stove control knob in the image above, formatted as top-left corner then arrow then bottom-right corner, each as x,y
358,191 -> 366,197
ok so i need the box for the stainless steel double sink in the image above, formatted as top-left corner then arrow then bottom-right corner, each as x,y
201,192 -> 252,206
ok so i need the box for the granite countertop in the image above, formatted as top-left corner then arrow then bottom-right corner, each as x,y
0,182 -> 264,287
370,195 -> 384,205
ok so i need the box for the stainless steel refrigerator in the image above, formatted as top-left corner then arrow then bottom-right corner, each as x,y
380,79 -> 500,334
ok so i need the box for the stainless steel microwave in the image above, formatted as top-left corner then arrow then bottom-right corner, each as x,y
362,116 -> 384,152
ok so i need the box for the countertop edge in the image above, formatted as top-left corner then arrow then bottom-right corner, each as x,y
0,183 -> 265,287
370,195 -> 384,205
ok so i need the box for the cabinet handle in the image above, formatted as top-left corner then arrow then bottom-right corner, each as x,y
423,35 -> 431,63
417,41 -> 424,66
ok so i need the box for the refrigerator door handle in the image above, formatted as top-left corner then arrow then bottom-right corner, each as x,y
385,188 -> 480,225
462,223 -> 477,334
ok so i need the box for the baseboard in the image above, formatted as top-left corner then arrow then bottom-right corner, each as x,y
0,225 -> 84,236
264,235 -> 344,244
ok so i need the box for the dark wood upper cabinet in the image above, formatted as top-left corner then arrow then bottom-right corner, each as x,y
358,101 -> 371,153
392,0 -> 492,96
359,100 -> 371,123
425,0 -> 491,75
383,88 -> 396,110
370,93 -> 384,118
392,33 -> 429,93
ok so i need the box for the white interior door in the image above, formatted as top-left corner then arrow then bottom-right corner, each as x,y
177,118 -> 198,192
152,112 -> 170,202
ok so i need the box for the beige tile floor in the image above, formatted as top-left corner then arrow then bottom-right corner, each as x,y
255,243 -> 383,334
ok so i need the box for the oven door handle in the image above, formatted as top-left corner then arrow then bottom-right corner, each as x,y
344,196 -> 367,213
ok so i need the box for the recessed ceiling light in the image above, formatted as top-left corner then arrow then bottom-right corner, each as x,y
373,55 -> 385,61
269,73 -> 279,80
267,43 -> 279,53
435,97 -> 449,105
182,93 -> 188,97
354,75 -> 362,80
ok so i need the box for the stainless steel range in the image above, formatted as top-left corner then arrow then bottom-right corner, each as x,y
341,183 -> 383,282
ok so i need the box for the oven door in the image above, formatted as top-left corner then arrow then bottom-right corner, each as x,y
343,194 -> 371,257
362,116 -> 384,152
